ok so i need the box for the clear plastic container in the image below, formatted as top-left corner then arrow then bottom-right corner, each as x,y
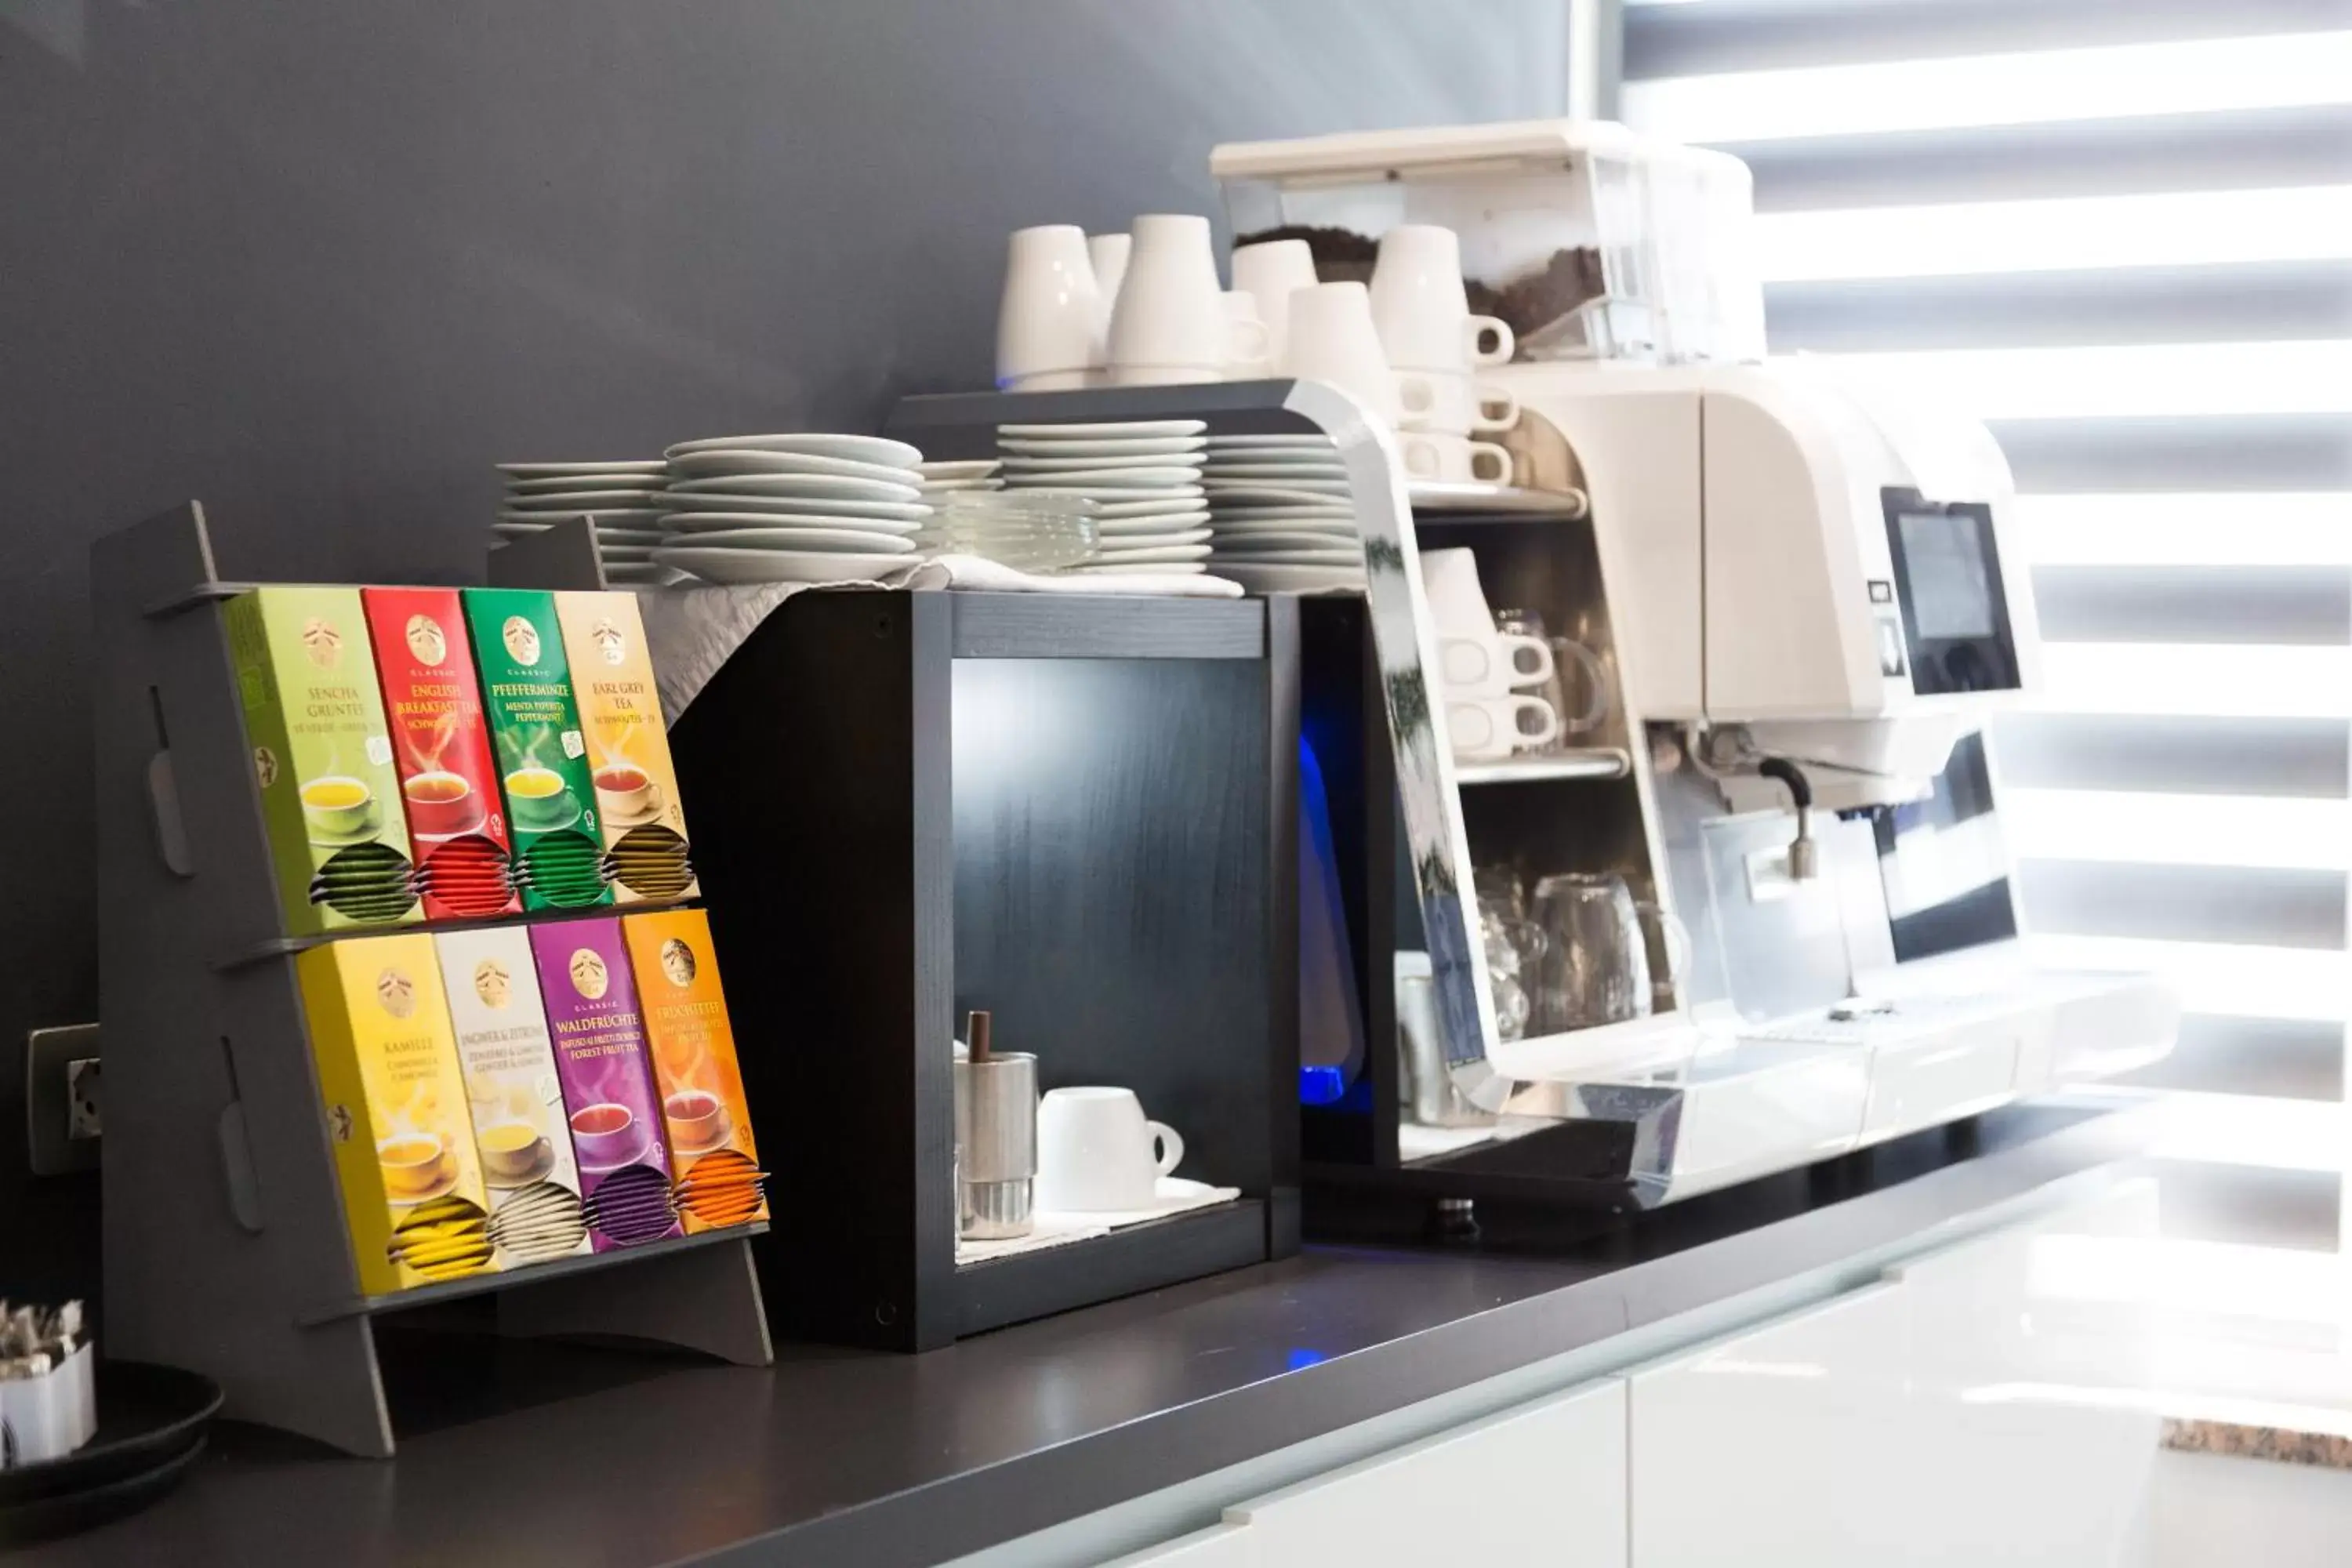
1212,119 -> 1764,367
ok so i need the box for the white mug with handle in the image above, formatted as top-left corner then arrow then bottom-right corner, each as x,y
1034,1087 -> 1184,1213
1439,633 -> 1555,698
1447,694 -> 1561,761
1402,433 -> 1513,485
1370,224 -> 1515,371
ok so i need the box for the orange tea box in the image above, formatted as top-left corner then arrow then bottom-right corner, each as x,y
554,592 -> 697,904
296,933 -> 495,1294
622,909 -> 765,1232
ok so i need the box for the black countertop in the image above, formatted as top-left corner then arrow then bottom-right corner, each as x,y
26,1098 -> 2153,1567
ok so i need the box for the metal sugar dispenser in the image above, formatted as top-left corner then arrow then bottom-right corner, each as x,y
953,1011 -> 1038,1240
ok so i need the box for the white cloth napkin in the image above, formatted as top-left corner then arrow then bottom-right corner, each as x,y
634,555 -> 1243,720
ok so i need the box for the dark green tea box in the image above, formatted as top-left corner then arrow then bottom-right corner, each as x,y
459,589 -> 611,911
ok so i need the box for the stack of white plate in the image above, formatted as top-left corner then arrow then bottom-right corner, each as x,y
916,459 -> 1004,499
1203,434 -> 1366,594
495,461 -> 672,583
648,434 -> 932,586
997,419 -> 1210,575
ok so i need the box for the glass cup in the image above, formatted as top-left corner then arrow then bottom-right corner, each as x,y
1529,873 -> 1690,1034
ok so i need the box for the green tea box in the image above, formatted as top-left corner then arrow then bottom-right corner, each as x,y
227,587 -> 419,933
460,589 -> 611,911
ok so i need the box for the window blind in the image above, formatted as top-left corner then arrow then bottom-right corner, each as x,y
1621,0 -> 2352,1105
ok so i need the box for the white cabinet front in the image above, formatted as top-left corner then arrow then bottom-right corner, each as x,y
1629,1279 -> 1913,1567
1229,1377 -> 1629,1566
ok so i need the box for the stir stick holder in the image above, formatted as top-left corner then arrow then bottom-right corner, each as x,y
93,503 -> 771,1457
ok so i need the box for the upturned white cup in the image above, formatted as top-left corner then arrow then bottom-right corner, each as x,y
1420,547 -> 1500,643
1034,1086 -> 1184,1213
1283,281 -> 1401,423
1439,633 -> 1555,698
1402,432 -> 1513,485
1105,215 -> 1262,386
1396,369 -> 1519,437
996,225 -> 1103,390
1230,238 -> 1318,368
1223,292 -> 1272,379
1448,695 -> 1561,761
1087,232 -> 1131,343
1370,224 -> 1513,372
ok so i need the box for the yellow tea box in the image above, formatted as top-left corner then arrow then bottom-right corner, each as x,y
434,927 -> 591,1266
297,934 -> 495,1294
623,909 -> 765,1232
227,587 -> 419,934
554,592 -> 697,903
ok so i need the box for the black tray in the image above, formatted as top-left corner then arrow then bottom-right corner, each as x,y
0,1360 -> 220,1544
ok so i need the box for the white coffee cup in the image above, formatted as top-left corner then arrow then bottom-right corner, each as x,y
1230,238 -> 1318,368
1370,224 -> 1513,372
1223,292 -> 1272,379
1419,547 -> 1501,644
1283,281 -> 1401,423
1087,232 -> 1131,343
1402,432 -> 1513,485
1106,215 -> 1262,386
1035,1086 -> 1184,1213
1396,370 -> 1519,437
1439,633 -> 1555,697
997,225 -> 1103,390
1448,694 -> 1561,762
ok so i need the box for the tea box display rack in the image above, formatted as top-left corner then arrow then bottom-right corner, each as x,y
93,503 -> 771,1458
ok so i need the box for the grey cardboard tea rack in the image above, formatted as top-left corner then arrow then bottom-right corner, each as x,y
94,503 -> 769,1458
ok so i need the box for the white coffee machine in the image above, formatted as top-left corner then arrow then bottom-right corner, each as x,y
1215,118 -> 2176,1207
1479,357 -> 2176,1201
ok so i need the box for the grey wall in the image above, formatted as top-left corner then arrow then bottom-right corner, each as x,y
0,2 -> 1568,1294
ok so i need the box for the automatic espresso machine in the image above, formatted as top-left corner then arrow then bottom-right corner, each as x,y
1212,122 -> 2179,1217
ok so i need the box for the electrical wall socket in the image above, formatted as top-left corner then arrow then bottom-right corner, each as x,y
25,1023 -> 100,1176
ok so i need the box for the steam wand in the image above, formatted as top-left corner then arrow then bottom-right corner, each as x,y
1757,756 -> 1818,881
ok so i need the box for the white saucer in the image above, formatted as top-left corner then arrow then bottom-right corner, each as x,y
998,436 -> 1207,459
1094,543 -> 1214,564
659,492 -> 929,521
1218,562 -> 1367,593
658,510 -> 926,535
666,472 -> 922,504
916,459 -> 1001,478
1003,466 -> 1202,489
1001,452 -> 1207,473
497,460 -> 667,477
1215,548 -> 1363,565
1018,490 -> 1207,515
1204,463 -> 1349,481
1207,530 -> 1359,552
662,525 -> 920,554
505,474 -> 673,495
1203,434 -> 1338,449
667,450 -> 924,485
999,419 -> 1205,439
651,546 -> 916,585
501,488 -> 670,510
1098,511 -> 1211,536
662,432 -> 922,468
1067,561 -> 1212,575
492,521 -> 668,543
1202,483 -> 1353,504
495,508 -> 667,524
